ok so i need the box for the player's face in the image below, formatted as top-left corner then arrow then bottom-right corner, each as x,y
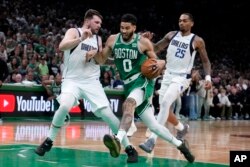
88,15 -> 102,34
178,14 -> 193,33
120,22 -> 136,42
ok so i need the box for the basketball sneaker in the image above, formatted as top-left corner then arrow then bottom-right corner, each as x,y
176,124 -> 189,140
103,134 -> 121,158
125,145 -> 138,163
138,138 -> 155,153
177,139 -> 195,163
34,137 -> 53,156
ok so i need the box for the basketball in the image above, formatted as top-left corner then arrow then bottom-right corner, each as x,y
141,58 -> 161,79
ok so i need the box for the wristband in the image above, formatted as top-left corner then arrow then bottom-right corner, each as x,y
205,75 -> 211,82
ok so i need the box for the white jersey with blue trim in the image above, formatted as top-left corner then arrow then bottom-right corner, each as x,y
165,31 -> 196,74
62,28 -> 100,81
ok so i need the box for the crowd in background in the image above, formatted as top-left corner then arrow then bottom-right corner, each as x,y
0,0 -> 249,120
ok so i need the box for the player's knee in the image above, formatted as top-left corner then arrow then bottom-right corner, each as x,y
57,105 -> 69,113
160,100 -> 171,110
94,106 -> 111,118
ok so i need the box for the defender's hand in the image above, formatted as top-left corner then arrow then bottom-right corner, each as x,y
86,49 -> 97,62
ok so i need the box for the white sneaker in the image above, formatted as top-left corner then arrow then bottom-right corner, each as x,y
127,124 -> 137,137
209,115 -> 215,120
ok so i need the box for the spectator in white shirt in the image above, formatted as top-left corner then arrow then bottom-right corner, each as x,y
218,88 -> 232,119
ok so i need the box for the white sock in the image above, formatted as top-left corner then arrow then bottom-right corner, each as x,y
47,93 -> 76,141
130,119 -> 136,128
48,125 -> 60,141
175,122 -> 184,131
116,129 -> 126,142
171,136 -> 182,147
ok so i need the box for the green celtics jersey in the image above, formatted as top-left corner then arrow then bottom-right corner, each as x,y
112,33 -> 147,80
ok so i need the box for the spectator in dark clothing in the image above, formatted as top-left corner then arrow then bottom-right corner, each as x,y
241,86 -> 250,120
152,73 -> 163,115
0,7 -> 10,36
0,58 -> 9,121
0,58 -> 9,87
48,58 -> 60,77
210,88 -> 222,119
228,86 -> 243,119
100,71 -> 111,88
113,72 -> 124,89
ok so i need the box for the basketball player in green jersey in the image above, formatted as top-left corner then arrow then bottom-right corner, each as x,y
89,13 -> 195,163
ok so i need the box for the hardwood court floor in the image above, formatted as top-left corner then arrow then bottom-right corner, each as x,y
0,118 -> 249,167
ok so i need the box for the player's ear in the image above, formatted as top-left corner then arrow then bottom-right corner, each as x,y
191,22 -> 194,28
133,25 -> 137,32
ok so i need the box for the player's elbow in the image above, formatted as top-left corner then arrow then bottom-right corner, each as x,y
59,43 -> 67,51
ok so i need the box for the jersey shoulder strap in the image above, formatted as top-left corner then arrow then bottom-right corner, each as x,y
70,28 -> 81,54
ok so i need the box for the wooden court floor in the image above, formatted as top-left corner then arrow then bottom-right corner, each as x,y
0,118 -> 249,167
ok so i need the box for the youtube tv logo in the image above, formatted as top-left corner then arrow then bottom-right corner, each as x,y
0,94 -> 15,112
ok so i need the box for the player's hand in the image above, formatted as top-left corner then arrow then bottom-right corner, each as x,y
152,60 -> 165,76
86,49 -> 97,62
81,28 -> 92,40
141,31 -> 154,41
204,80 -> 212,90
157,59 -> 166,71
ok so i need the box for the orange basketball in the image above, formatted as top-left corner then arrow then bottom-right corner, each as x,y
141,58 -> 161,79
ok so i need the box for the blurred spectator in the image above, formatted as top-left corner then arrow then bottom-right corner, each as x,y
5,37 -> 17,55
34,36 -> 47,58
27,56 -> 39,72
0,56 -> 9,121
210,88 -> 222,120
15,73 -> 23,84
187,70 -> 200,120
7,57 -> 19,74
113,72 -> 124,89
228,86 -> 243,119
152,71 -> 164,115
18,59 -> 29,76
195,70 -> 214,120
100,71 -> 112,88
241,81 -> 250,120
48,57 -> 60,77
38,56 -> 49,77
0,44 -> 7,61
218,88 -> 232,120
42,73 -> 62,111
23,70 -> 39,85
0,57 -> 9,87
23,42 -> 34,60
9,45 -> 22,65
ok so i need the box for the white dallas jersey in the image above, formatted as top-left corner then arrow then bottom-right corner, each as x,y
62,28 -> 100,81
165,31 -> 197,74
